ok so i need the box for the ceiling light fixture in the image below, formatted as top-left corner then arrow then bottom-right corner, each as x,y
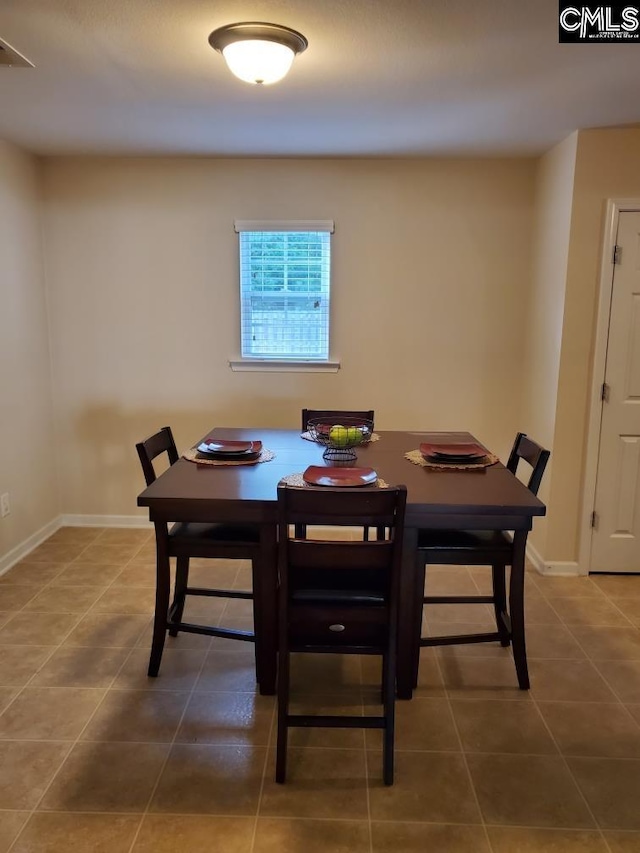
208,22 -> 308,85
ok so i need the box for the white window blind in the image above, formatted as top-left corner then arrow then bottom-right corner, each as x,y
234,220 -> 334,361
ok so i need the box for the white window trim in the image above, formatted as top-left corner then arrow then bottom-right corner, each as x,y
231,219 -> 336,371
229,358 -> 340,373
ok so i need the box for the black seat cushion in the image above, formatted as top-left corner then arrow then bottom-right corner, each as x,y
169,521 -> 260,543
417,529 -> 512,552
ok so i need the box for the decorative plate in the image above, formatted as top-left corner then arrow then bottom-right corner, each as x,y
420,442 -> 486,462
302,465 -> 378,487
199,439 -> 261,454
197,440 -> 262,459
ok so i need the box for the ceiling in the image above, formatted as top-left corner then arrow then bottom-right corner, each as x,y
0,0 -> 639,158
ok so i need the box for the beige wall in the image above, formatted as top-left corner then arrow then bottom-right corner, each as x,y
3,131 -> 636,564
545,127 -> 640,563
42,157 -> 535,518
0,141 -> 58,560
523,133 -> 577,560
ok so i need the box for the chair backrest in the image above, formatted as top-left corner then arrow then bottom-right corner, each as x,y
505,432 -> 550,497
277,484 -> 406,609
136,426 -> 179,486
301,408 -> 375,431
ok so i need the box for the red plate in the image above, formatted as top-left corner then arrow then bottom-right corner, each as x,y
312,423 -> 333,437
420,442 -> 485,459
199,439 -> 262,454
303,466 -> 378,487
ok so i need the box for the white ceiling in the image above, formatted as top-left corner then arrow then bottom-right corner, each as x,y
0,0 -> 638,158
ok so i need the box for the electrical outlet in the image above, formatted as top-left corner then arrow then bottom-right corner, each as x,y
1,493 -> 10,518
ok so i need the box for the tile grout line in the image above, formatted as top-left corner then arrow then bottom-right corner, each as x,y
249,682 -> 277,853
511,567 -> 640,719
0,558 -> 94,715
120,546 -> 225,853
4,532 -> 377,843
3,532 -> 640,848
535,580 -> 640,844
360,654 -> 374,853
73,531 -> 157,626
578,584 -> 637,627
4,736 -> 640,760
122,667 -> 211,851
4,531 -> 153,852
526,675 -> 615,852
538,586 -> 640,715
0,531 -> 121,723
246,534 -> 277,852
425,575 -> 497,853
439,693 -> 495,853
532,572 -> 639,629
430,564 -> 616,848
513,568 -> 633,850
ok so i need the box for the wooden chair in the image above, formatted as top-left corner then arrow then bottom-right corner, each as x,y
300,408 -> 379,540
136,426 -> 263,680
412,432 -> 550,690
276,482 -> 407,785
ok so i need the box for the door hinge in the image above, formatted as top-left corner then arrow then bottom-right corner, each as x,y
591,510 -> 599,529
613,244 -> 622,264
601,382 -> 610,402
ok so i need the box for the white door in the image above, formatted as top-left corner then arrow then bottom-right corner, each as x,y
591,210 -> 640,572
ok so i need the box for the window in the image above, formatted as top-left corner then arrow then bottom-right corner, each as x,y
233,220 -> 334,366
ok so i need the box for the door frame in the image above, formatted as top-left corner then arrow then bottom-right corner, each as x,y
579,199 -> 640,575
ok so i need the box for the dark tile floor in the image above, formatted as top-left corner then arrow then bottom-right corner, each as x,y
0,526 -> 639,852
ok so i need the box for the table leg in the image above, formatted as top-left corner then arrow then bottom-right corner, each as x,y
397,526 -> 419,699
509,530 -> 530,690
253,524 -> 278,695
148,524 -> 170,677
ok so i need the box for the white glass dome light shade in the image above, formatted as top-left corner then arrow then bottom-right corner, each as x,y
222,39 -> 294,85
209,22 -> 308,86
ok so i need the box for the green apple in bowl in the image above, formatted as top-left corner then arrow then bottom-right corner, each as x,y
328,424 -> 365,447
328,425 -> 349,447
347,426 -> 364,445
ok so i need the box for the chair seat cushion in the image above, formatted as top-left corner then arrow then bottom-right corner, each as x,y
417,528 -> 512,552
169,521 -> 260,543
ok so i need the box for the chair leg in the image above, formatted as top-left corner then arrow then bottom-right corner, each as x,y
382,650 -> 396,785
509,532 -> 529,689
275,648 -> 290,784
148,542 -> 171,677
169,556 -> 189,637
492,563 -> 510,647
381,650 -> 388,704
411,560 -> 427,689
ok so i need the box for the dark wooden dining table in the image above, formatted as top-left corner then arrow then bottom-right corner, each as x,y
137,427 -> 546,699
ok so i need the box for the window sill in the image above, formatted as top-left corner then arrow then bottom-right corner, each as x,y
229,359 -> 340,373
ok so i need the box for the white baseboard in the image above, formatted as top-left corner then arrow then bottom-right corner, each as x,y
0,514 -> 152,578
0,516 -> 63,577
1,514 -> 586,580
60,513 -> 152,529
527,541 -> 582,576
